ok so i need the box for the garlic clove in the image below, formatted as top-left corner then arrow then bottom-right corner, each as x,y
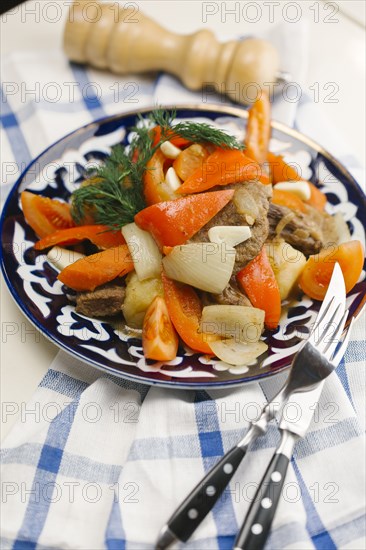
274,180 -> 311,201
165,167 -> 182,192
160,140 -> 181,159
208,225 -> 252,247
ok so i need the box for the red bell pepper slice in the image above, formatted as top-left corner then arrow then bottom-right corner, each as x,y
135,189 -> 234,247
237,247 -> 281,330
162,273 -> 216,354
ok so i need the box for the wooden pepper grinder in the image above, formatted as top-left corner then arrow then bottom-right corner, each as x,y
64,0 -> 281,104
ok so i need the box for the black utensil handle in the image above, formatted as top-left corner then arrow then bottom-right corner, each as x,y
168,444 -> 247,542
234,450 -> 291,550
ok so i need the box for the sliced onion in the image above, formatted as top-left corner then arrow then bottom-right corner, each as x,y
200,305 -> 264,343
121,223 -> 162,281
332,212 -> 351,244
162,243 -> 235,293
209,339 -> 268,366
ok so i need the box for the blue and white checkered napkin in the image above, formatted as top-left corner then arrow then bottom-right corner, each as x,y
1,21 -> 365,550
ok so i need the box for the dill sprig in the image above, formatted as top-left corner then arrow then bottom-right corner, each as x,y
71,144 -> 146,229
151,108 -> 244,150
71,108 -> 243,230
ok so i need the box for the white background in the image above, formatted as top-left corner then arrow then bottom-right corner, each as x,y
1,0 -> 365,440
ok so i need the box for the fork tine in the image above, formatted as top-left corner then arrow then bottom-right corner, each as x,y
331,316 -> 355,367
308,263 -> 346,347
323,309 -> 349,360
314,302 -> 343,353
307,297 -> 334,345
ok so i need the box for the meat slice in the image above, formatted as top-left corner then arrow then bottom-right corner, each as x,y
268,203 -> 324,256
191,181 -> 272,271
211,278 -> 252,307
76,282 -> 125,318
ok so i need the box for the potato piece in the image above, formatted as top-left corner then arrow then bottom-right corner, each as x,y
265,240 -> 307,300
200,305 -> 265,343
122,272 -> 164,328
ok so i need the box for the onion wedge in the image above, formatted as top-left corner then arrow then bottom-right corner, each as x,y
209,339 -> 268,366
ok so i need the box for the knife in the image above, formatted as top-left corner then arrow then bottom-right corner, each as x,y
233,306 -> 351,549
156,263 -> 348,550
233,382 -> 327,549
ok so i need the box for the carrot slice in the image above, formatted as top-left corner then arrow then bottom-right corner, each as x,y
34,225 -> 125,251
135,189 -> 235,247
299,240 -> 364,300
272,189 -> 306,213
245,91 -> 271,165
162,273 -> 216,354
177,148 -> 269,194
237,248 -> 281,330
307,182 -> 327,211
267,153 -> 327,211
267,152 -> 302,183
142,296 -> 179,361
58,245 -> 133,291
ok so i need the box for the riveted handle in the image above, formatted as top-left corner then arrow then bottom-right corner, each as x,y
168,445 -> 247,543
234,429 -> 297,550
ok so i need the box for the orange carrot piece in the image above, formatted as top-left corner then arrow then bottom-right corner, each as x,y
272,189 -> 306,213
178,148 -> 269,194
34,225 -> 125,250
245,92 -> 271,165
268,153 -> 327,211
58,245 -> 133,291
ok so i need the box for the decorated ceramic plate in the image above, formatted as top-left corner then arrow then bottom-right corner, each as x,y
1,105 -> 365,389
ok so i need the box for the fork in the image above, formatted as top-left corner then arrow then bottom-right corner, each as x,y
156,263 -> 349,549
233,315 -> 354,550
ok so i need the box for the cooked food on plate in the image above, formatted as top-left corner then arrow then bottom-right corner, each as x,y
20,97 -> 364,366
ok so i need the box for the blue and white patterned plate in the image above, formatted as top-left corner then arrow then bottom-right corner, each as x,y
1,105 -> 365,389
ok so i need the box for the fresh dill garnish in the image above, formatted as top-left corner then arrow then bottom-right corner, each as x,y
71,144 -> 146,229
70,108 -> 244,230
151,108 -> 244,150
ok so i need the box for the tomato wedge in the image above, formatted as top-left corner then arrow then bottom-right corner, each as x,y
299,240 -> 364,300
143,149 -> 179,205
237,248 -> 281,330
135,189 -> 235,247
245,91 -> 271,165
21,191 -> 75,238
178,148 -> 269,194
142,296 -> 179,361
58,245 -> 133,291
272,189 -> 306,213
267,153 -> 327,212
162,273 -> 216,354
34,225 -> 125,251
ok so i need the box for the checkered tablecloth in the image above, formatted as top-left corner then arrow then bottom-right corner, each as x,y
1,21 -> 365,550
